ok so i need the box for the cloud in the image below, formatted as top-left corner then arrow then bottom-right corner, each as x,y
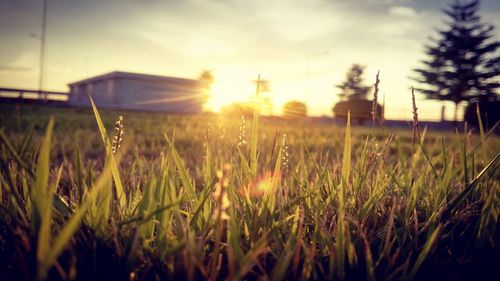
0,66 -> 33,73
389,6 -> 418,17
0,52 -> 37,74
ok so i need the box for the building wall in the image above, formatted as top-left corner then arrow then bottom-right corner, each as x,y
69,80 -> 114,107
69,77 -> 202,113
114,78 -> 202,113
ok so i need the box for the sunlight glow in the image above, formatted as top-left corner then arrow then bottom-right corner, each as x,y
206,74 -> 276,113
206,79 -> 253,112
256,178 -> 273,194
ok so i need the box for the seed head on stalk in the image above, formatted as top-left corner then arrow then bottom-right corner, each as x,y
112,115 -> 124,155
238,115 -> 247,147
411,87 -> 420,145
410,87 -> 420,188
213,164 -> 231,221
281,134 -> 289,175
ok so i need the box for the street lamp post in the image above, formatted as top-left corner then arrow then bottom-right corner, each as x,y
38,0 -> 48,102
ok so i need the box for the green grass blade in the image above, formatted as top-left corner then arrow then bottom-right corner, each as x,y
250,76 -> 260,176
407,224 -> 442,281
34,118 -> 55,280
476,102 -> 485,142
0,129 -> 35,178
37,165 -> 63,281
89,95 -> 126,211
444,151 -> 500,218
341,111 -> 351,184
468,120 -> 499,158
189,185 -> 214,227
476,180 -> 498,247
120,197 -> 185,226
164,133 -> 195,198
237,146 -> 252,179
336,111 -> 351,280
45,158 -> 115,274
32,118 -> 54,235
19,124 -> 35,158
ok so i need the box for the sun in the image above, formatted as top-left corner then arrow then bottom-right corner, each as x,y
203,71 -> 279,115
205,79 -> 256,112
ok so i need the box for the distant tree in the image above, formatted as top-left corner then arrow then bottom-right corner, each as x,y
199,70 -> 214,88
413,0 -> 500,122
333,64 -> 378,124
283,101 -> 308,117
221,102 -> 254,117
336,64 -> 371,100
198,70 -> 214,106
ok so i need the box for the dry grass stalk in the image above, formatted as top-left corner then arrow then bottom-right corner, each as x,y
371,71 -> 380,127
411,86 -> 420,147
382,92 -> 386,127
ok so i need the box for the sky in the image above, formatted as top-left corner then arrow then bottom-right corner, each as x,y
1,0 -> 499,120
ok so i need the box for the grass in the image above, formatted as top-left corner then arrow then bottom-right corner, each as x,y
0,102 -> 499,281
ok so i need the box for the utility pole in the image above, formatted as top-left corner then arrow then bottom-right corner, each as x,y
38,0 -> 48,102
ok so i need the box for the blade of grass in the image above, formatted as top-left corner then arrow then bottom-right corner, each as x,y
32,118 -> 54,236
250,75 -> 260,176
43,156 -> 116,277
444,151 -> 500,218
164,133 -> 195,199
476,102 -> 485,142
36,165 -> 63,281
341,112 -> 352,184
0,129 -> 35,178
336,111 -> 351,280
407,224 -> 442,281
120,197 -> 185,226
89,95 -> 126,211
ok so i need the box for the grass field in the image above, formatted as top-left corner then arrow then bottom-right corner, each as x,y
0,102 -> 499,281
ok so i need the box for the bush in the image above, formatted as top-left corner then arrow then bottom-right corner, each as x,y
221,103 -> 254,117
283,101 -> 307,118
463,100 -> 500,132
332,99 -> 382,125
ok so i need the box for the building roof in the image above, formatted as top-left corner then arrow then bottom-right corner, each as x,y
68,71 -> 199,87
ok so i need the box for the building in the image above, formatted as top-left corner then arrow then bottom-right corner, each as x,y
68,71 -> 205,113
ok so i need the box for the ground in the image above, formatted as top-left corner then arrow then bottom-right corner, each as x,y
0,103 -> 499,281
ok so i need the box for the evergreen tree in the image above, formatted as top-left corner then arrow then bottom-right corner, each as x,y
336,64 -> 371,100
413,0 -> 499,121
